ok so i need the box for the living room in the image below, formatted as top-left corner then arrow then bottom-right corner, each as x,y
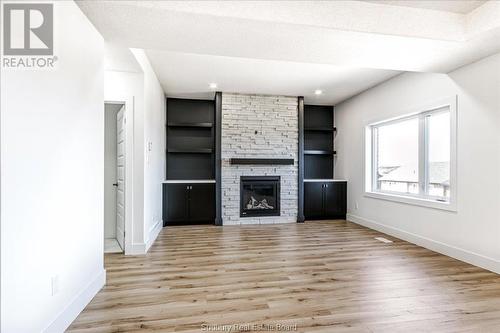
2,1 -> 500,332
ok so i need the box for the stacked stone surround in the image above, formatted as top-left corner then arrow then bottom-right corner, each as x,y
221,93 -> 298,225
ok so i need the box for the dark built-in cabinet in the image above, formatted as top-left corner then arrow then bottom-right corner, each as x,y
301,103 -> 347,220
163,97 -> 218,226
162,183 -> 215,224
304,181 -> 346,219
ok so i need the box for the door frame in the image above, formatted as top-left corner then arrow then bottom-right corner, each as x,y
105,98 -> 134,255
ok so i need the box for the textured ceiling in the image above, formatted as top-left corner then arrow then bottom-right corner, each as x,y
361,0 -> 486,14
78,0 -> 500,103
145,50 -> 400,104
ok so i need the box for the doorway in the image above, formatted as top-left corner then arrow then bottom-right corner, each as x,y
104,103 -> 126,253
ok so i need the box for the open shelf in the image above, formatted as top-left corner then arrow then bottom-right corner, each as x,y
168,148 -> 213,154
167,153 -> 214,180
166,98 -> 215,180
303,105 -> 335,179
304,150 -> 336,155
168,122 -> 213,128
304,154 -> 333,179
304,127 -> 336,132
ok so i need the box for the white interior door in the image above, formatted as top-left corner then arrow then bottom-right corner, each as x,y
104,105 -> 118,241
116,106 -> 126,250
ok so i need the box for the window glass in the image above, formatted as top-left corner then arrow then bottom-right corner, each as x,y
427,110 -> 450,198
376,117 -> 419,194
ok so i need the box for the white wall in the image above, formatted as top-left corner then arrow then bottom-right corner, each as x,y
131,49 -> 166,248
104,46 -> 165,254
335,53 -> 500,273
1,2 -> 105,332
105,68 -> 145,252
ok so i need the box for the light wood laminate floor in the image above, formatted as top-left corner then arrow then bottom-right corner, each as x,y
68,220 -> 500,332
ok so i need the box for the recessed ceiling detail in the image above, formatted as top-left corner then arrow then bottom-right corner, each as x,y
78,0 -> 500,104
145,50 -> 399,104
361,0 -> 486,14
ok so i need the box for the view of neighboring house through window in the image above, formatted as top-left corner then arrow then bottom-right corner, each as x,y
375,117 -> 419,195
369,104 -> 452,202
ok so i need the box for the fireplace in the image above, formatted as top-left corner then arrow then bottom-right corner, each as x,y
240,176 -> 280,217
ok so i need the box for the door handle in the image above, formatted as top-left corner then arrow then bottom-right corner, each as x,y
113,183 -> 118,187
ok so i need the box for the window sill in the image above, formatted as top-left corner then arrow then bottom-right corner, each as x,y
364,191 -> 457,212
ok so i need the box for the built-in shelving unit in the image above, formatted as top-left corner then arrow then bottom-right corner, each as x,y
298,102 -> 346,221
166,98 -> 215,180
163,97 -> 219,226
303,105 -> 335,180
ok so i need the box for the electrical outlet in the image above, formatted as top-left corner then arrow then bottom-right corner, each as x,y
51,275 -> 59,296
355,201 -> 359,210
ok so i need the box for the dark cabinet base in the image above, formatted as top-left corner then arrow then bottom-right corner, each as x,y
163,183 -> 215,226
304,181 -> 347,220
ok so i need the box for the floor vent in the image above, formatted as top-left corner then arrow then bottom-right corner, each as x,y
375,237 -> 393,244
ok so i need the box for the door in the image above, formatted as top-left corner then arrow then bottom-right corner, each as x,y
165,184 -> 189,222
189,184 -> 215,222
304,182 -> 324,218
104,105 -> 118,242
116,106 -> 125,250
324,182 -> 347,218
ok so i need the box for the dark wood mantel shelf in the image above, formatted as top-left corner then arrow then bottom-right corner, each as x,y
229,158 -> 294,165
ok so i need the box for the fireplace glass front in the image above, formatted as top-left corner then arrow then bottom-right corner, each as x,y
240,176 -> 280,217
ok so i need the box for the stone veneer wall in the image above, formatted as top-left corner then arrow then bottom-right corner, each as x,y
221,93 -> 298,225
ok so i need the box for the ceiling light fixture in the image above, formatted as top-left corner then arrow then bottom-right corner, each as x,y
209,83 -> 217,89
314,89 -> 323,95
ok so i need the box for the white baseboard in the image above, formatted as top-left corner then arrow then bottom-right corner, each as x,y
146,220 -> 163,252
125,221 -> 162,255
126,242 -> 146,255
347,213 -> 500,274
44,269 -> 106,333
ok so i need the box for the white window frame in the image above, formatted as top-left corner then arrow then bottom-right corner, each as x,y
364,96 -> 457,212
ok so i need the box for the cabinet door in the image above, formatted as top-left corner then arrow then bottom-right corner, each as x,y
188,183 -> 215,222
165,184 -> 189,223
304,182 -> 324,219
323,182 -> 347,218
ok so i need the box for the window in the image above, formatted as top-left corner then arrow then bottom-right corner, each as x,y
365,97 -> 456,210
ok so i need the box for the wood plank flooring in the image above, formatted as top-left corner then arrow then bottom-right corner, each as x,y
68,220 -> 500,332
